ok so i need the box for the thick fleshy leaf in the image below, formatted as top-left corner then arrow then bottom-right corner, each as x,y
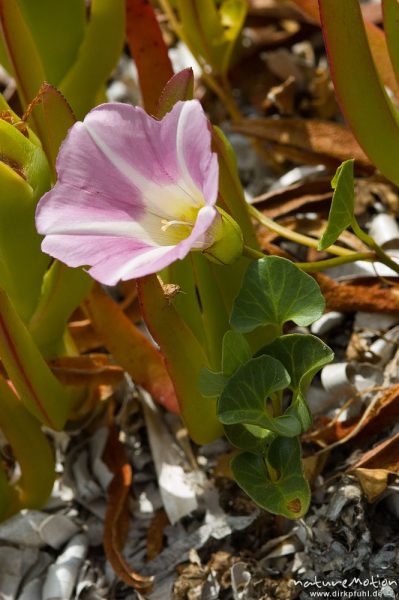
84,283 -> 179,414
0,287 -> 71,429
218,355 -> 301,437
199,330 -> 251,397
318,159 -> 355,250
291,0 -> 399,99
231,257 -> 325,334
29,262 -> 92,358
126,0 -> 173,115
198,368 -> 226,398
0,115 -> 51,323
0,376 -> 55,513
382,0 -> 399,88
36,100 -> 220,285
212,127 -> 259,248
318,0 -> 399,187
27,82 -> 76,173
16,0 -> 86,85
59,0 -> 125,119
157,68 -> 194,118
176,0 -> 246,75
0,0 -> 46,131
231,437 -> 310,519
138,275 -> 223,444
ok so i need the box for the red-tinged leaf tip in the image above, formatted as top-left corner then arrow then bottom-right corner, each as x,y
156,68 -> 194,118
125,0 -> 173,114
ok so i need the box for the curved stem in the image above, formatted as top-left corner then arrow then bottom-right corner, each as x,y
296,252 -> 375,272
242,244 -> 265,260
351,218 -> 399,275
249,205 -> 356,257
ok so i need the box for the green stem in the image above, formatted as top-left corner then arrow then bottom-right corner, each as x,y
351,218 -> 399,275
271,391 -> 282,418
159,0 -> 242,122
249,205 -> 355,257
296,252 -> 375,272
242,245 -> 265,260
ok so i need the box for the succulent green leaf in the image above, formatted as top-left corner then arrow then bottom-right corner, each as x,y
212,126 -> 259,248
318,159 -> 355,250
319,0 -> 399,187
30,82 -> 76,174
199,331 -> 251,398
0,0 -> 46,126
59,0 -> 125,119
222,330 -> 252,376
383,0 -> 399,89
16,0 -> 86,85
176,0 -> 246,75
138,275 -> 223,444
219,0 -> 247,72
157,68 -> 194,118
0,375 -> 55,514
0,287 -> 71,429
231,437 -> 310,519
0,116 -> 51,322
231,257 -> 325,334
29,262 -> 92,358
218,355 -> 301,437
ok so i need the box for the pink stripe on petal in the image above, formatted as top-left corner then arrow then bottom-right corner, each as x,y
83,100 -> 219,208
41,235 -> 154,284
36,183 -> 144,234
55,122 -> 144,218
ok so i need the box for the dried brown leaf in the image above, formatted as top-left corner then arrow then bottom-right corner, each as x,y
233,118 -> 372,168
103,425 -> 153,591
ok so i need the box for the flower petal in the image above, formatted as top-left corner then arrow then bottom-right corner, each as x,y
81,100 -> 219,215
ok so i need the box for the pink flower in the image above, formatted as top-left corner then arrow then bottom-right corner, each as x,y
36,100 -> 222,285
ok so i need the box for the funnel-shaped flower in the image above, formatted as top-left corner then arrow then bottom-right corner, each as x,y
36,100 -> 227,285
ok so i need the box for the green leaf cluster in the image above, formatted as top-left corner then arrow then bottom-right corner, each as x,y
201,256 -> 333,519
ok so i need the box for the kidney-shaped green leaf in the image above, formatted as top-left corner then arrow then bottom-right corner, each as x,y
262,334 -> 334,393
218,355 -> 301,437
231,436 -> 310,519
230,257 -> 325,334
261,334 -> 333,432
